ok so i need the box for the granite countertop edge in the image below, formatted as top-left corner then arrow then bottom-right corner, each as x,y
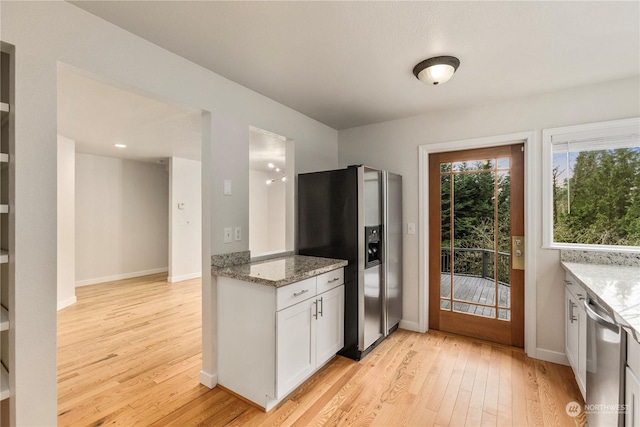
561,261 -> 640,343
211,255 -> 348,288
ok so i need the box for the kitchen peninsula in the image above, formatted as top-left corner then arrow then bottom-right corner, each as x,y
212,254 -> 347,411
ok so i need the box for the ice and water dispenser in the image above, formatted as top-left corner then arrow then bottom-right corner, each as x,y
365,225 -> 382,268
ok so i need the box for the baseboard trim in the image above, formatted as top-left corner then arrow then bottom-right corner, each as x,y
535,348 -> 569,366
57,296 -> 77,311
75,268 -> 168,287
399,320 -> 421,333
199,370 -> 218,389
167,272 -> 202,283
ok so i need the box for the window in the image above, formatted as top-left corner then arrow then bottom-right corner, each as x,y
542,118 -> 640,251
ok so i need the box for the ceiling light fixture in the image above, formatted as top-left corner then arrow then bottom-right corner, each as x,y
266,179 -> 275,185
413,56 -> 460,86
114,143 -> 127,148
268,163 -> 275,169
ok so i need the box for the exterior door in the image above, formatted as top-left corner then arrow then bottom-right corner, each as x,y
429,144 -> 524,347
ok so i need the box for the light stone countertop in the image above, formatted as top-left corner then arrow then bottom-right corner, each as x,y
211,255 -> 348,287
561,261 -> 640,342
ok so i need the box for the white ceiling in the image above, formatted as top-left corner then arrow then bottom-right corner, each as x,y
70,1 -> 640,131
58,67 -> 202,162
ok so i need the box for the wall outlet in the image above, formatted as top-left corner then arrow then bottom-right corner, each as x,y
223,179 -> 232,195
234,227 -> 242,241
224,227 -> 233,243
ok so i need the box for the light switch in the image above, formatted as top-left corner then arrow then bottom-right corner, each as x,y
234,227 -> 242,241
224,227 -> 232,243
407,223 -> 416,235
223,179 -> 232,195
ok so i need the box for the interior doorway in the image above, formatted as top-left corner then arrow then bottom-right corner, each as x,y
55,65 -> 207,421
56,65 -> 203,300
428,144 -> 525,347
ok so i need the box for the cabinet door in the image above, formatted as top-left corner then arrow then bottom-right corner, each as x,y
276,297 -> 316,399
316,285 -> 344,366
576,301 -> 587,399
626,366 -> 640,427
565,287 -> 579,372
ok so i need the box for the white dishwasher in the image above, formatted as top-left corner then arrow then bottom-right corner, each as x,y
585,296 -> 625,427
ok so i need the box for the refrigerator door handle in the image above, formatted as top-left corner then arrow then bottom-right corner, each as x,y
381,171 -> 389,336
357,166 -> 366,351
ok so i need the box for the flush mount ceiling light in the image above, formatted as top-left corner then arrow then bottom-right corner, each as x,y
413,56 -> 460,86
114,143 -> 127,148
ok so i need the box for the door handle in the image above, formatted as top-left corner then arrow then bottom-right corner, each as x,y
318,297 -> 323,317
569,299 -> 575,323
312,300 -> 318,319
584,299 -> 619,333
511,236 -> 524,270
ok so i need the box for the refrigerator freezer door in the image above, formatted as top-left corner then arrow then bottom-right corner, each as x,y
363,264 -> 383,349
384,172 -> 403,334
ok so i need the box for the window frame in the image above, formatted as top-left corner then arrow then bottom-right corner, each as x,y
542,117 -> 640,252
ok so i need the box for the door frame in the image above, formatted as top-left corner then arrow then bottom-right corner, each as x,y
418,131 -> 537,358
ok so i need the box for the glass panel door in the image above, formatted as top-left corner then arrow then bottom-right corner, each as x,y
429,145 -> 524,347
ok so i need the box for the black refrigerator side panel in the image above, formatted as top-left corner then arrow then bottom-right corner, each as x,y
297,168 -> 359,359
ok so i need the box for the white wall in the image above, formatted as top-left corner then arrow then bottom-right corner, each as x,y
169,157 -> 202,282
249,170 -> 270,254
338,76 -> 640,359
75,154 -> 169,285
57,135 -> 76,310
1,2 -> 338,424
268,180 -> 285,251
249,169 -> 286,255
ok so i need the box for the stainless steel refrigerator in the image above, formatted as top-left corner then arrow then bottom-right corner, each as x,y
297,165 -> 402,360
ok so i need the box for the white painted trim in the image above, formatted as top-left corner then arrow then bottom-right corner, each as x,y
167,272 -> 202,283
399,320 -> 420,332
418,131 -> 537,357
75,267 -> 168,287
524,133 -> 538,359
57,296 -> 77,311
199,370 -> 218,389
536,348 -> 570,366
418,145 -> 428,334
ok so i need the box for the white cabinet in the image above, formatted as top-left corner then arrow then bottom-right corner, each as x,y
626,367 -> 639,427
316,285 -> 345,366
626,333 -> 640,427
276,284 -> 344,399
218,268 -> 344,411
276,296 -> 316,398
565,274 -> 586,399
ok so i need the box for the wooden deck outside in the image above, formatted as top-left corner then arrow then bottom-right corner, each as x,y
440,273 -> 511,319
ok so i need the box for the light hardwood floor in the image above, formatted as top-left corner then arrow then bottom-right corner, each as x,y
58,274 -> 586,426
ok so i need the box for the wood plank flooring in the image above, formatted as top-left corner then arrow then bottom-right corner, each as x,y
58,274 -> 586,426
